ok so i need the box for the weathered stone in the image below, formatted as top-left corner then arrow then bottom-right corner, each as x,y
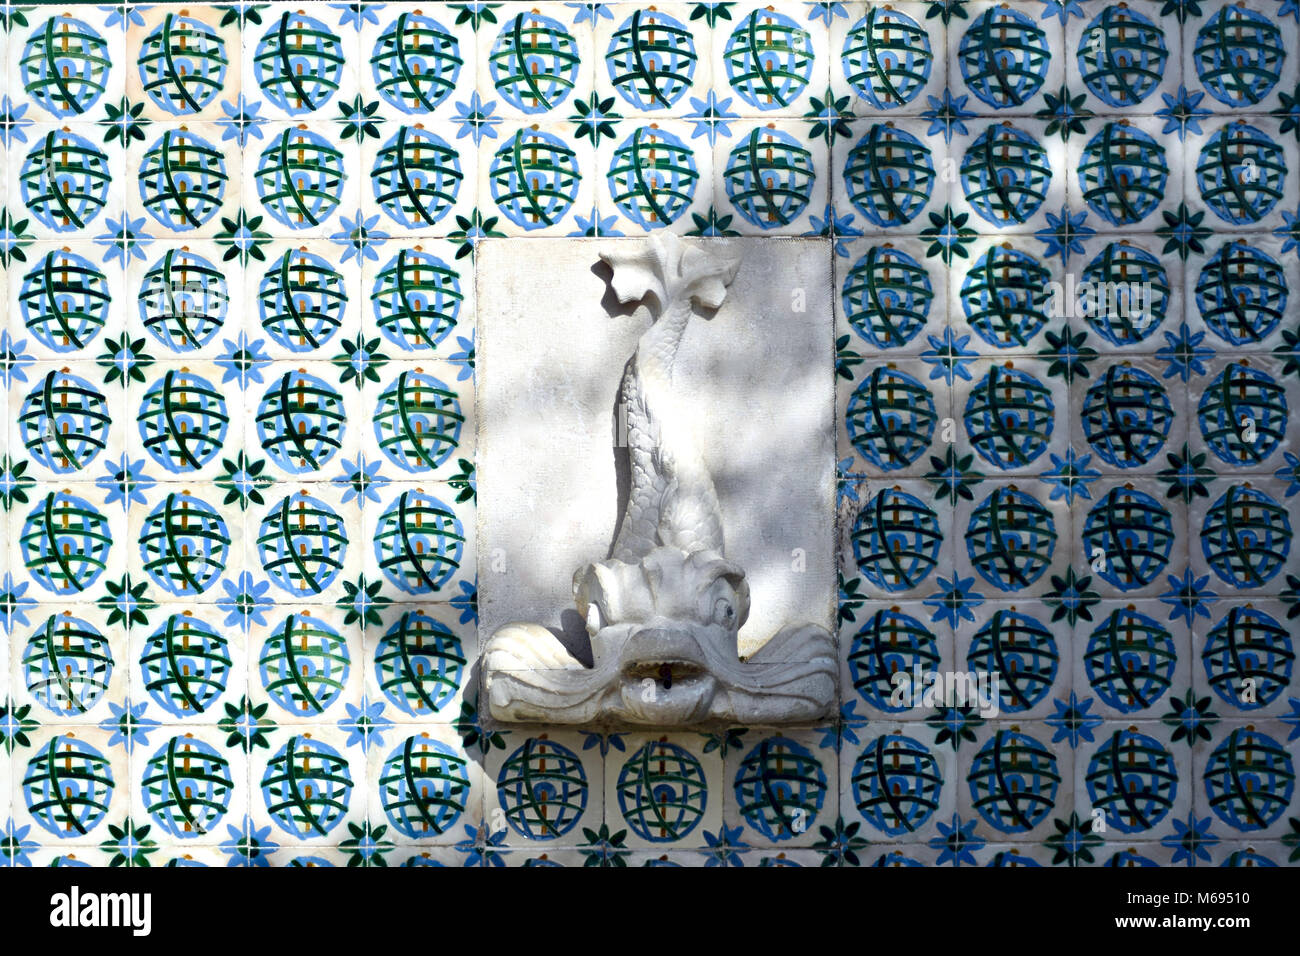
478,234 -> 836,726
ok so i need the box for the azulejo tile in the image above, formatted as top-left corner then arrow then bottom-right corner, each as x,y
484,730 -> 603,846
0,0 -> 1294,869
603,731 -> 723,849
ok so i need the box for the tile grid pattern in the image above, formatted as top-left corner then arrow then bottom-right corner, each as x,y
0,0 -> 1295,866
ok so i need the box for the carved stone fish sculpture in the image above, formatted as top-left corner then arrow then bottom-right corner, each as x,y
483,233 -> 836,725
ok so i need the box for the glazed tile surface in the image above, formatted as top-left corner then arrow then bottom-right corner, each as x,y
0,0 -> 1296,867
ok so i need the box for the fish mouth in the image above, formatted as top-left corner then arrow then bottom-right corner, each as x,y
617,628 -> 708,686
616,628 -> 716,722
621,659 -> 707,689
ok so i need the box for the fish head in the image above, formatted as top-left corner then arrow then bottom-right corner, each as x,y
572,546 -> 749,722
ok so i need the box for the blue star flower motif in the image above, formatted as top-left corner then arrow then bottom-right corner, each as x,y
217,95 -> 266,147
925,575 -> 984,627
921,329 -> 978,384
0,821 -> 38,867
581,732 -> 627,756
96,455 -> 154,510
1040,449 -> 1100,504
686,90 -> 737,145
1160,569 -> 1217,626
332,212 -> 389,264
454,92 -> 501,145
331,2 -> 380,30
570,205 -> 625,237
1157,86 -> 1209,140
806,2 -> 848,23
1282,0 -> 1300,21
218,571 -> 275,630
0,574 -> 36,636
0,332 -> 34,389
451,579 -> 478,625
99,701 -> 160,752
1034,206 -> 1094,267
1277,206 -> 1300,258
930,814 -> 985,866
339,697 -> 393,753
701,825 -> 750,867
216,333 -> 271,389
0,96 -> 32,147
1283,697 -> 1300,742
102,4 -> 147,28
567,3 -> 614,24
921,89 -> 973,143
1046,692 -> 1103,748
815,700 -> 868,751
1155,323 -> 1212,382
96,214 -> 153,265
1038,0 -> 1086,23
1162,814 -> 1218,866
456,822 -> 509,867
805,204 -> 862,257
222,817 -> 279,867
836,457 -> 862,507
449,332 -> 476,382
333,455 -> 387,506
1276,452 -> 1300,497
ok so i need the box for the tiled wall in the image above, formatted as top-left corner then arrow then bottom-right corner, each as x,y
0,0 -> 1296,866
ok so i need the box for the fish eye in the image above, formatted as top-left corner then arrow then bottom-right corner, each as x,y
714,598 -> 734,623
